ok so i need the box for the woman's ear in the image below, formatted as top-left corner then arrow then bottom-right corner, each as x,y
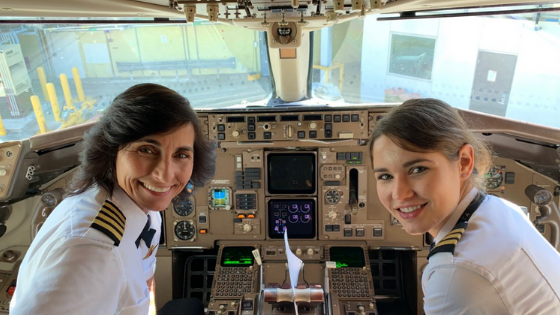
458,144 -> 475,179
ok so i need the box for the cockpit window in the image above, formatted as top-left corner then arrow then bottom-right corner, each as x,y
312,12 -> 560,129
0,20 -> 272,141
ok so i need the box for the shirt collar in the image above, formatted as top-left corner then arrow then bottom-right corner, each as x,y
434,187 -> 478,244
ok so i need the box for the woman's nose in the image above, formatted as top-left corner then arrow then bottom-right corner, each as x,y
152,157 -> 174,183
392,177 -> 414,201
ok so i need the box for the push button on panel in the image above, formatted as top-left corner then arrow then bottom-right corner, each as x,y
345,214 -> 351,224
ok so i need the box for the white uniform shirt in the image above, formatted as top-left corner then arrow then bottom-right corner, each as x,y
10,185 -> 161,315
422,188 -> 560,315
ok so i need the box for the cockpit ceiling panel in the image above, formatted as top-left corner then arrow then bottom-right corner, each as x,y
0,0 -> 554,19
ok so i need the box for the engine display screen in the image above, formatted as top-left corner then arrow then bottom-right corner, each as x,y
268,199 -> 315,239
329,247 -> 366,268
267,153 -> 315,194
220,246 -> 255,267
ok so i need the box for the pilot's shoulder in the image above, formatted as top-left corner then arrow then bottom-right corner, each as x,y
67,188 -> 127,247
85,199 -> 126,246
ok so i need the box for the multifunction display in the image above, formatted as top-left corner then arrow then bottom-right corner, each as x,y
329,247 -> 366,268
268,199 -> 315,239
267,153 -> 316,194
220,246 -> 255,267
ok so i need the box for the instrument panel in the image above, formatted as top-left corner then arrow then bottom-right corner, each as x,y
0,106 -> 558,315
161,108 -> 559,251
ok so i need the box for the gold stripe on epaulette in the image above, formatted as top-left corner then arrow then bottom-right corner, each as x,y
97,212 -> 124,234
90,200 -> 126,246
440,232 -> 463,242
100,206 -> 125,228
448,227 -> 465,235
103,200 -> 126,225
99,205 -> 125,229
433,239 -> 459,248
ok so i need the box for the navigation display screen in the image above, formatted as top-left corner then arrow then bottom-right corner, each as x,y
329,247 -> 366,268
220,246 -> 255,267
267,153 -> 315,194
268,199 -> 315,239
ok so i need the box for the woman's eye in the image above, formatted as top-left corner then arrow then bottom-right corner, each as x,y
176,152 -> 192,159
138,147 -> 154,154
378,174 -> 392,180
410,166 -> 427,174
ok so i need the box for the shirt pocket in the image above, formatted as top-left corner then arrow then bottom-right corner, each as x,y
117,295 -> 150,315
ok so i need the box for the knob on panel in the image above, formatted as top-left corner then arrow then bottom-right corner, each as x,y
243,223 -> 253,232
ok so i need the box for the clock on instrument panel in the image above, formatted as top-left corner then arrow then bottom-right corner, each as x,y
174,220 -> 195,241
484,166 -> 504,190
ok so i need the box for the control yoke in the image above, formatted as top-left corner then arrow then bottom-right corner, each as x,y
525,185 -> 560,250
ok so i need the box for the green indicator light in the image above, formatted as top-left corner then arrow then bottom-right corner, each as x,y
356,161 -> 362,164
348,161 -> 354,164
224,260 -> 241,265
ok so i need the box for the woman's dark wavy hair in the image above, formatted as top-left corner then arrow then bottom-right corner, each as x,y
369,98 -> 492,190
68,83 -> 216,198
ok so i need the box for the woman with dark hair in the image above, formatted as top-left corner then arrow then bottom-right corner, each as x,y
370,98 -> 560,314
10,83 -> 215,315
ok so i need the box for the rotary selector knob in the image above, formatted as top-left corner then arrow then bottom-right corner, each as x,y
328,211 -> 338,220
309,122 -> 317,129
232,130 -> 240,138
358,305 -> 366,315
295,248 -> 302,256
243,223 -> 253,232
0,169 -> 6,176
2,250 -> 15,262
307,248 -> 314,256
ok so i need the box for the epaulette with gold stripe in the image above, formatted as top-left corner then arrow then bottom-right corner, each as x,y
90,200 -> 126,246
427,222 -> 467,260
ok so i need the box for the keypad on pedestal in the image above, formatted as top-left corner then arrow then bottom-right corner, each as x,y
214,268 -> 253,297
331,268 -> 371,298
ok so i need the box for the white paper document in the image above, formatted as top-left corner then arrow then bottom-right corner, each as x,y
284,228 -> 302,315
